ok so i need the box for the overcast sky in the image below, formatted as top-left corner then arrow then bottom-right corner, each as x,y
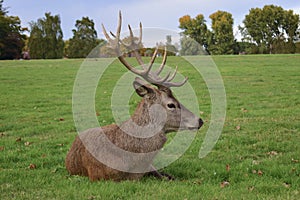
4,0 -> 300,42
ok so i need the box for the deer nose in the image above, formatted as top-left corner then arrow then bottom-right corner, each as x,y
198,118 -> 204,129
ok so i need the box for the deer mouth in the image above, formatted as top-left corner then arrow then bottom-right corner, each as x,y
184,118 -> 204,131
188,127 -> 201,131
177,126 -> 201,131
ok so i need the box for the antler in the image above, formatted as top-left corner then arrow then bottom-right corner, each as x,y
101,11 -> 188,88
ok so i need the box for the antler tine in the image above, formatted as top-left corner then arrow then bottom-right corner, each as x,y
101,24 -> 113,43
117,55 -> 143,75
167,66 -> 178,82
158,71 -> 172,84
163,77 -> 189,88
116,11 -> 122,40
109,31 -> 116,38
128,24 -> 134,40
147,47 -> 159,70
138,22 -> 143,44
107,11 -> 122,41
155,46 -> 168,76
136,22 -> 145,68
126,24 -> 145,67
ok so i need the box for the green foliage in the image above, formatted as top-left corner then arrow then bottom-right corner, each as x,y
295,42 -> 300,53
179,11 -> 235,55
209,11 -> 234,55
0,0 -> 5,15
67,17 -> 100,58
28,12 -> 64,59
232,41 -> 257,54
179,5 -> 299,55
0,55 -> 300,199
272,39 -> 296,54
179,14 -> 209,52
180,35 -> 206,55
0,0 -> 25,59
240,5 -> 300,54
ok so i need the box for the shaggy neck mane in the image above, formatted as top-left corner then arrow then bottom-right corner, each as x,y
130,98 -> 151,127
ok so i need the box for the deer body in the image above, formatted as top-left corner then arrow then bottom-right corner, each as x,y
65,126 -> 165,181
65,12 -> 203,181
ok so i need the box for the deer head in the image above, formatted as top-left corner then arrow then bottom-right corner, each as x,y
102,11 -> 203,136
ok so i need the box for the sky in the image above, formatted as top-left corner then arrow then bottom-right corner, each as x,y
3,0 -> 300,45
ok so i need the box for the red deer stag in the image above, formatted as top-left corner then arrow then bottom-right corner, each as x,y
65,12 -> 203,181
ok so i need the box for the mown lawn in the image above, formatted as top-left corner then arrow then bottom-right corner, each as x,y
0,55 -> 300,199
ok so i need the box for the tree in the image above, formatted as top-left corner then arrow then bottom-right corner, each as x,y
0,0 -> 6,15
232,40 -> 258,54
0,0 -> 25,59
180,35 -> 206,55
28,12 -> 64,59
239,5 -> 299,54
67,17 -> 100,58
295,41 -> 300,53
209,11 -> 234,55
294,28 -> 300,42
165,35 -> 177,56
179,14 -> 209,53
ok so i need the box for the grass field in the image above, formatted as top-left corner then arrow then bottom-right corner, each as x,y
0,54 -> 300,199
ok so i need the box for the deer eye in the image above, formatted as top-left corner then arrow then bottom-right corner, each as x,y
167,103 -> 176,110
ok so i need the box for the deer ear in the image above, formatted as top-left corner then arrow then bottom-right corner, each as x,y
133,78 -> 155,97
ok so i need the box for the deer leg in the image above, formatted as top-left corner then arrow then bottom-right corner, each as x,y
147,165 -> 175,180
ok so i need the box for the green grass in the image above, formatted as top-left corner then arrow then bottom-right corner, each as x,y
0,55 -> 300,199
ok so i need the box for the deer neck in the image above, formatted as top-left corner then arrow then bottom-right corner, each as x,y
115,99 -> 167,152
131,99 -> 151,126
119,98 -> 166,138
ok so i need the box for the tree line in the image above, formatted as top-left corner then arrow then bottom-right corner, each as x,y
0,0 -> 299,59
179,5 -> 300,55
